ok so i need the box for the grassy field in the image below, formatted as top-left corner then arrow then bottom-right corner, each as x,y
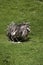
0,0 -> 43,65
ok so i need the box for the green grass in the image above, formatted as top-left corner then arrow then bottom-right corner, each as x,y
0,0 -> 43,65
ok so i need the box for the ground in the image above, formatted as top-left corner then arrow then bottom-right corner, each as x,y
0,0 -> 43,65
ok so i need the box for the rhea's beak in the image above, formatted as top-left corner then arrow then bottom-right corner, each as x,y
27,28 -> 30,32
